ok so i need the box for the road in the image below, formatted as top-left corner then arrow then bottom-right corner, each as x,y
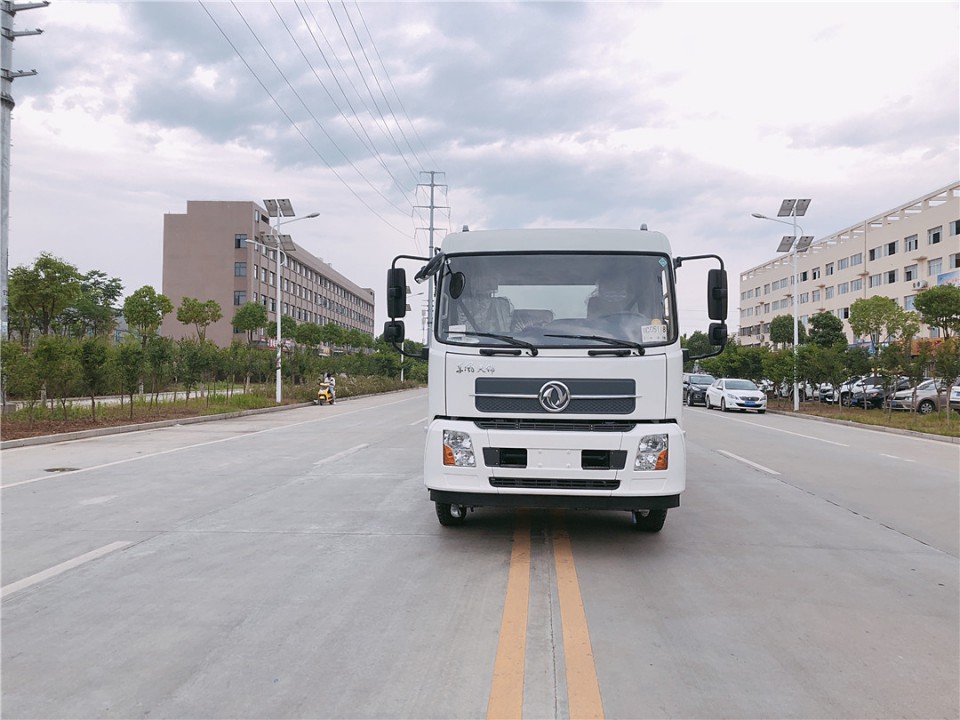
2,389 -> 957,719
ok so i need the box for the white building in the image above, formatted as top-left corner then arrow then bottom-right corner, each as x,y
739,182 -> 960,346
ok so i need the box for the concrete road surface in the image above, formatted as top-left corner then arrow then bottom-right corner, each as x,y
2,389 -> 957,718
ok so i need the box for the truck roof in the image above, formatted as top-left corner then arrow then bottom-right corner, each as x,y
439,228 -> 672,255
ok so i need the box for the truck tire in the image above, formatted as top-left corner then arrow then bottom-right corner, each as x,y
632,509 -> 666,532
435,502 -> 466,527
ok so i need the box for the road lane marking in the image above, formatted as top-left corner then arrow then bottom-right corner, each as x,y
552,511 -> 604,720
487,511 -> 531,720
716,450 -> 781,476
880,453 -> 915,463
409,416 -> 428,426
1,541 -> 132,600
693,409 -> 849,446
312,444 -> 368,466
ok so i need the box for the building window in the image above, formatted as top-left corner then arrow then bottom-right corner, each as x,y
235,234 -> 247,248
904,264 -> 918,281
928,226 -> 942,245
904,294 -> 916,311
905,234 -> 918,252
234,291 -> 246,306
799,292 -> 809,304
825,286 -> 834,299
838,257 -> 849,270
869,274 -> 882,288
838,282 -> 849,295
812,289 -> 821,302
799,271 -> 808,282
868,247 -> 879,261
951,253 -> 960,269
850,253 -> 863,266
763,283 -> 770,295
950,220 -> 960,236
851,278 -> 863,291
840,307 -> 849,320
234,262 -> 247,277
812,267 -> 821,280
928,258 -> 942,276
887,240 -> 897,256
825,262 -> 834,276
886,269 -> 897,284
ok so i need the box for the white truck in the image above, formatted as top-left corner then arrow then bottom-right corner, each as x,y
384,227 -> 728,532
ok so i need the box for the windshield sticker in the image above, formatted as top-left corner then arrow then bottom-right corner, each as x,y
658,257 -> 667,267
449,324 -> 467,333
642,323 -> 668,343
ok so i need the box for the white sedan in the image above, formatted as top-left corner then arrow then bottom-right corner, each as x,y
704,378 -> 767,413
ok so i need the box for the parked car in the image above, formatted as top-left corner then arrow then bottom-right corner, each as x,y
849,376 -> 911,409
705,378 -> 767,413
817,383 -> 835,403
682,373 -> 716,406
886,378 -> 948,414
950,376 -> 960,414
835,375 -> 865,405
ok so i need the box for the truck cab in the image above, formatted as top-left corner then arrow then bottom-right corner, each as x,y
385,227 -> 727,532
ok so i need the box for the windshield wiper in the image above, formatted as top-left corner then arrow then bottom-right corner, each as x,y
464,332 -> 539,356
543,333 -> 645,355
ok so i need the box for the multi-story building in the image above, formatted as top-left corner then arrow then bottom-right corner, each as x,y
739,182 -> 960,346
162,201 -> 375,348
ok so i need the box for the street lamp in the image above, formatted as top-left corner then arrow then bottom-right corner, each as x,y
752,199 -> 813,412
262,199 -> 320,403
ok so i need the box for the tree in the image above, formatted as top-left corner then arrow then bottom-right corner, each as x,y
78,337 -> 113,420
33,335 -> 82,418
769,314 -> 807,346
176,297 -> 223,342
913,284 -> 960,339
232,302 -> 268,345
295,322 -> 325,348
114,342 -> 145,418
807,311 -> 847,348
144,336 -> 175,407
319,322 -> 346,349
58,270 -> 124,339
849,296 -> 907,350
123,286 -> 174,350
8,253 -> 83,341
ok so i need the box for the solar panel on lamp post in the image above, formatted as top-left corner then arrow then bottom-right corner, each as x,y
752,199 -> 812,411
262,199 -> 320,403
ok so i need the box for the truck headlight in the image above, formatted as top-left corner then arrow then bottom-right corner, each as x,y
635,433 -> 668,471
443,430 -> 476,467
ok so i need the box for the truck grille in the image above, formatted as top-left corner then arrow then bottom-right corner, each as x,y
474,378 -> 636,415
490,477 -> 620,491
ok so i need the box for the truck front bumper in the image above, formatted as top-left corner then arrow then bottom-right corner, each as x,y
423,418 -> 685,510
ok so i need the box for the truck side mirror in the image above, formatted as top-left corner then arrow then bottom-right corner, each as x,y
707,269 -> 728,321
708,322 -> 727,347
386,268 -> 407,319
383,320 -> 406,344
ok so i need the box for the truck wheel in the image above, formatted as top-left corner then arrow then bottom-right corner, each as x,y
632,509 -> 667,532
436,502 -> 467,527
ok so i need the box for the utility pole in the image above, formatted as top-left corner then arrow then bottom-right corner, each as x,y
1,0 -> 48,407
414,170 -> 447,344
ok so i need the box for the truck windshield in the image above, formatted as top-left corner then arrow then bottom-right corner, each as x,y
436,252 -> 675,348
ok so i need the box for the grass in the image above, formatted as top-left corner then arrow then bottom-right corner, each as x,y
766,397 -> 960,438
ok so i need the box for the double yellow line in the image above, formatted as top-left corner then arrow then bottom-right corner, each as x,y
487,511 -> 604,720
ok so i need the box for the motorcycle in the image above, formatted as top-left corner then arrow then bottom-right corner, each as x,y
313,382 -> 335,405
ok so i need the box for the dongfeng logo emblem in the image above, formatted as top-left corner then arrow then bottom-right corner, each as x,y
539,381 -> 571,412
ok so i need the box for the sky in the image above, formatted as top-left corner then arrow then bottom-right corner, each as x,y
6,1 -> 959,341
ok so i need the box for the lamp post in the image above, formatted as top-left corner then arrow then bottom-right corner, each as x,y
261,199 -> 319,403
752,199 -> 812,412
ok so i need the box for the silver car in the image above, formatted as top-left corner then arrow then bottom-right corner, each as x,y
886,378 -> 947,415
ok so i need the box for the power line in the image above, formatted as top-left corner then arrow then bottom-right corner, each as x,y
199,1 -> 412,237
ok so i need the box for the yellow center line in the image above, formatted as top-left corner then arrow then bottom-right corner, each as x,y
552,511 -> 605,720
487,511 -> 532,720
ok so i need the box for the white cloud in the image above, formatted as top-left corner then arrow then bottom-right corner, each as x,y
5,1 -> 958,339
